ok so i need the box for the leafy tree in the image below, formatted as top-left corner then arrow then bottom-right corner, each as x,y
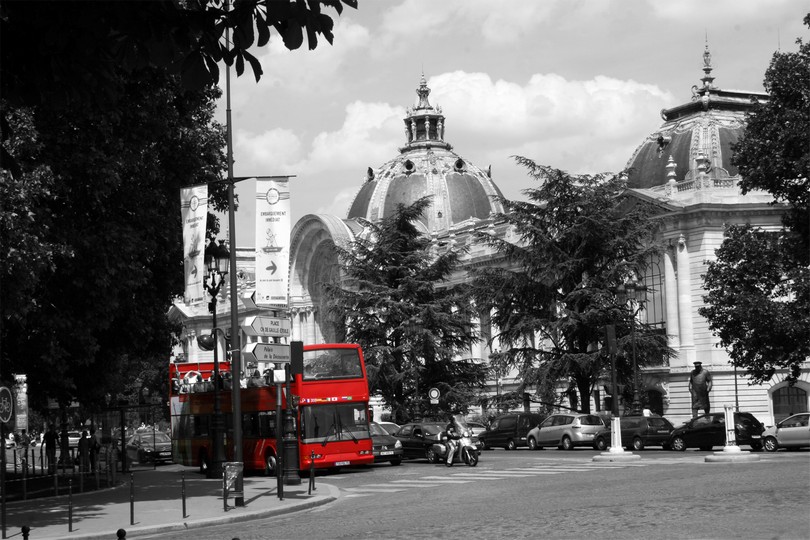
701,16 -> 810,383
1,69 -> 226,412
471,158 -> 672,414
0,0 -> 355,415
325,198 -> 486,423
700,226 -> 809,383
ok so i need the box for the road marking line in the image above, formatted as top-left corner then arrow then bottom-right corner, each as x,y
394,479 -> 472,484
343,487 -> 407,493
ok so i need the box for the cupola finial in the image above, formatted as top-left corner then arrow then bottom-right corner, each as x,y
701,33 -> 715,89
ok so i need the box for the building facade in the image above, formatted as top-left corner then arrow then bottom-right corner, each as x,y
171,52 -> 809,427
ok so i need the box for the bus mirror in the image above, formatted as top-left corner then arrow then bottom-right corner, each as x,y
197,333 -> 216,351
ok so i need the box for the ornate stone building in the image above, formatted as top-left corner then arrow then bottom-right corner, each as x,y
622,45 -> 808,425
171,52 -> 808,427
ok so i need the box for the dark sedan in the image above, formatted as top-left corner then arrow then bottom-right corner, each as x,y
593,415 -> 675,451
669,412 -> 764,451
369,422 -> 403,465
392,421 -> 446,463
126,432 -> 173,464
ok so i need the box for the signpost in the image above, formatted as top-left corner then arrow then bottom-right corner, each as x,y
242,343 -> 291,365
0,386 -> 13,539
242,316 -> 291,338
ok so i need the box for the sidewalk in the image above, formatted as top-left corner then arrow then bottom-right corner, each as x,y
3,468 -> 338,539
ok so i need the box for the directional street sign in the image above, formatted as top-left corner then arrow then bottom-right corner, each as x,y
241,289 -> 258,310
242,315 -> 291,338
242,343 -> 291,365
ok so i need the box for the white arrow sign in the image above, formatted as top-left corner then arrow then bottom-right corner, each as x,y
241,289 -> 258,310
242,316 -> 291,338
243,343 -> 291,365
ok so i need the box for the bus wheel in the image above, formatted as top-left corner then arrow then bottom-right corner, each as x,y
198,451 -> 209,474
265,452 -> 278,477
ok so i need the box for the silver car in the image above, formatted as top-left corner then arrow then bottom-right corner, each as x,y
762,413 -> 810,452
527,413 -> 606,450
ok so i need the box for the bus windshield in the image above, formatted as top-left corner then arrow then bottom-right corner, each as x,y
301,402 -> 370,444
302,348 -> 363,381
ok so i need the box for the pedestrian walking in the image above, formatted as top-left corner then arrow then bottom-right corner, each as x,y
44,424 -> 57,472
78,430 -> 90,472
90,428 -> 101,471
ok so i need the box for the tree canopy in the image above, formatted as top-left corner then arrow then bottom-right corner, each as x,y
700,15 -> 810,384
0,0 -> 355,416
471,158 -> 672,414
325,198 -> 486,423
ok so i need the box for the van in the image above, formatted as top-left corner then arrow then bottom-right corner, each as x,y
478,412 -> 545,450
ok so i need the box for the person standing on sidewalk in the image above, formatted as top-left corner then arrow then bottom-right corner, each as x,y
78,430 -> 90,472
44,425 -> 57,472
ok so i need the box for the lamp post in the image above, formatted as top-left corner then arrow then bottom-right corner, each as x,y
201,239 -> 229,478
616,280 -> 647,416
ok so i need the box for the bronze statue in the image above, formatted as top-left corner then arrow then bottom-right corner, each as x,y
688,361 -> 712,417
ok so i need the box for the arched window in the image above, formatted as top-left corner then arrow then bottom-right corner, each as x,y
772,386 -> 808,423
645,389 -> 664,416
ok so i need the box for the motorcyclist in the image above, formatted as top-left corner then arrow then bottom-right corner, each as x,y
443,416 -> 460,465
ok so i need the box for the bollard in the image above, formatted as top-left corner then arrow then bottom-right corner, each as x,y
21,457 -> 27,501
181,471 -> 187,518
68,479 -> 73,532
129,473 -> 134,525
117,528 -> 126,539
308,451 -> 316,495
20,526 -> 29,540
79,464 -> 84,493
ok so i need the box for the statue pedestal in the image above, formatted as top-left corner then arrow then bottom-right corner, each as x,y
592,448 -> 642,462
705,444 -> 760,463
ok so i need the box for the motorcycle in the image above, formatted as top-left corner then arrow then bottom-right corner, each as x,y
432,415 -> 479,467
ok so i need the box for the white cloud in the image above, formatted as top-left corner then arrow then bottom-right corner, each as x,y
255,16 -> 371,94
299,101 -> 405,174
234,128 -> 303,175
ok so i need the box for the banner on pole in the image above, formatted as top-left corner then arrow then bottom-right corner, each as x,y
181,185 -> 208,305
255,177 -> 290,308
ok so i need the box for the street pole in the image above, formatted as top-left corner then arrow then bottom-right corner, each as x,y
224,6 -> 244,506
630,315 -> 641,415
203,251 -> 226,479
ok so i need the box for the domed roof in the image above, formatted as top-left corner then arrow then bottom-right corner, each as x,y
347,75 -> 505,233
626,44 -> 768,189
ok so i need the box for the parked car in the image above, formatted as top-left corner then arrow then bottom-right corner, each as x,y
392,421 -> 447,462
466,421 -> 487,437
369,422 -> 404,465
478,412 -> 545,450
125,431 -> 173,464
762,412 -> 810,452
592,415 -> 676,451
527,413 -> 607,450
377,422 -> 401,436
668,412 -> 764,451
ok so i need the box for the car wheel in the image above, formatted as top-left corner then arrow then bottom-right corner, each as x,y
594,437 -> 607,451
671,436 -> 686,452
506,439 -> 517,451
479,439 -> 489,451
632,437 -> 645,451
750,442 -> 763,452
426,446 -> 438,463
561,436 -> 573,451
265,452 -> 278,477
528,437 -> 538,451
198,451 -> 209,474
390,458 -> 402,466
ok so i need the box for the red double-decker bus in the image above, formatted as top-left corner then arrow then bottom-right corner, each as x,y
169,343 -> 373,474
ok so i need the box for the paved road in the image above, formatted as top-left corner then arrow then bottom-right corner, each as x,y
143,449 -> 810,540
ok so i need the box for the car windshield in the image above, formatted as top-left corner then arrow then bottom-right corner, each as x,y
379,423 -> 400,435
580,415 -> 605,426
141,432 -> 171,444
369,423 -> 388,436
423,424 -> 445,436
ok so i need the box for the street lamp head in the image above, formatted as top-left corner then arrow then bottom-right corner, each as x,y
204,239 -> 230,275
214,240 -> 230,274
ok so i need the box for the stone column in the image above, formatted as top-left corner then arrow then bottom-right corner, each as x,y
663,246 -> 681,351
676,234 -> 695,364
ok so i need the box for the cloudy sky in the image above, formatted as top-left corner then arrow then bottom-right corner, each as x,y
216,0 -> 807,247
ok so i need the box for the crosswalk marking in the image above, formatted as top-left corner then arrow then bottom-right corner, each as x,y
340,457 -> 723,497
